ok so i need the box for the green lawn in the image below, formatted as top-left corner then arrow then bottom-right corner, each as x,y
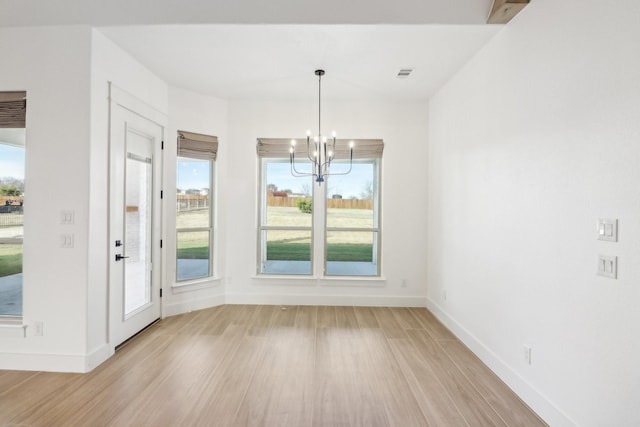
0,244 -> 23,277
266,242 -> 373,262
176,206 -> 375,262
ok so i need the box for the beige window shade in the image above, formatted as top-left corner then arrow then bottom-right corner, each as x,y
177,130 -> 218,160
0,91 -> 27,128
257,138 -> 383,159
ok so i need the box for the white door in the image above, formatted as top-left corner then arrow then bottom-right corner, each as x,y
109,99 -> 163,347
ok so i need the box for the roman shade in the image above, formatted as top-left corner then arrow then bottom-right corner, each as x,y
177,130 -> 218,160
0,91 -> 27,128
257,138 -> 383,159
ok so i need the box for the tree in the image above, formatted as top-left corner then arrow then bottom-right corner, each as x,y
0,177 -> 24,196
283,189 -> 293,195
267,183 -> 278,193
359,179 -> 374,200
300,183 -> 311,197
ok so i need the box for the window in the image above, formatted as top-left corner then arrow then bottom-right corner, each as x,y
176,130 -> 217,282
0,91 -> 26,317
258,158 -> 313,275
257,138 -> 383,277
325,159 -> 380,276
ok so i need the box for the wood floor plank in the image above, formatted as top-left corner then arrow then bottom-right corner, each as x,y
295,305 -> 318,329
10,331 -> 174,426
248,304 -> 275,336
388,338 -> 469,427
407,328 -> 508,426
316,305 -> 337,328
372,307 -> 409,339
313,328 -> 390,426
269,305 -> 298,329
409,307 -> 457,340
359,328 -> 430,426
234,327 -> 315,426
390,307 -> 424,329
110,325 -> 250,426
440,340 -> 547,427
353,306 -> 380,328
190,335 -> 268,426
335,306 -> 358,328
0,305 -> 545,427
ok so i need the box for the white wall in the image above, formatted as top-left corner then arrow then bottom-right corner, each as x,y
224,99 -> 429,305
162,86 -> 227,316
87,29 -> 168,369
0,26 -> 93,371
427,1 -> 640,426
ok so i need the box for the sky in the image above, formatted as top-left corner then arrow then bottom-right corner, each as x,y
267,161 -> 374,199
0,144 -> 25,180
174,157 -> 375,198
177,157 -> 210,191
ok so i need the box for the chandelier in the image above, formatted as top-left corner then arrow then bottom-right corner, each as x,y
290,69 -> 353,184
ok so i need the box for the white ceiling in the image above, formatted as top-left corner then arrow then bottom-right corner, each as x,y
99,25 -> 501,102
1,0 -> 504,102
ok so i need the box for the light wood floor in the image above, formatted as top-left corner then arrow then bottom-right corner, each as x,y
0,305 -> 546,426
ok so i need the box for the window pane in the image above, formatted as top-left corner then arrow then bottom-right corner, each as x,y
326,162 -> 375,228
177,230 -> 210,281
0,135 -> 25,317
263,160 -> 312,227
177,157 -> 210,228
326,231 -> 378,276
261,229 -> 312,275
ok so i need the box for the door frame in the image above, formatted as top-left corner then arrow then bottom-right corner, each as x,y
107,83 -> 166,348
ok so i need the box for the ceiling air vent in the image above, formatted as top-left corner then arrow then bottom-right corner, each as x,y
396,68 -> 413,79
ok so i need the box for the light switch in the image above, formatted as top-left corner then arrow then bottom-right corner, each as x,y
597,255 -> 617,279
60,210 -> 75,224
597,218 -> 617,242
60,234 -> 74,248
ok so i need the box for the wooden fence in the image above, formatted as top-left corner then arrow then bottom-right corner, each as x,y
267,196 -> 372,210
177,194 -> 209,212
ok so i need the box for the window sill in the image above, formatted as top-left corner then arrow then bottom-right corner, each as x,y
0,319 -> 27,338
172,276 -> 223,293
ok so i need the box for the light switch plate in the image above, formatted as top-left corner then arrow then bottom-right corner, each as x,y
60,234 -> 74,248
597,255 -> 617,279
60,210 -> 75,225
597,218 -> 617,242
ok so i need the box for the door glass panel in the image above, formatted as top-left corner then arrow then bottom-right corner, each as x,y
124,134 -> 153,316
0,129 -> 25,317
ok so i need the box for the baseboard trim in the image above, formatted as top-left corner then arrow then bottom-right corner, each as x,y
0,351 -> 89,373
162,293 -> 226,317
225,293 -> 427,307
85,343 -> 113,372
425,297 -> 577,427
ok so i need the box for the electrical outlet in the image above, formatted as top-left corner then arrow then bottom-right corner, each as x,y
33,321 -> 43,336
523,345 -> 532,365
